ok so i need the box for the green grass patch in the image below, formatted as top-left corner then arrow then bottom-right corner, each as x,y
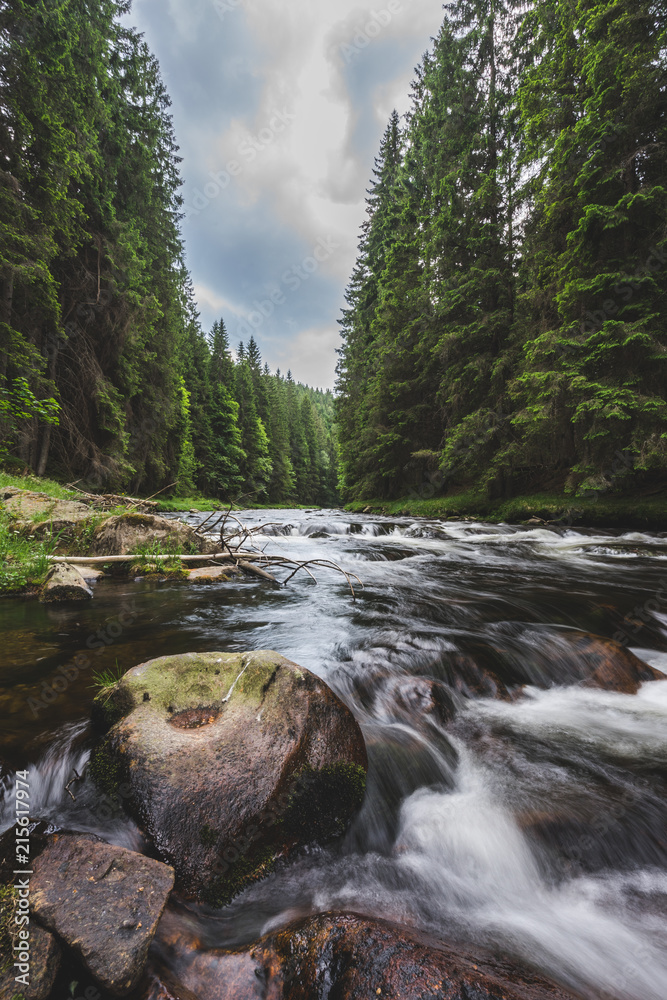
0,508 -> 57,594
0,470 -> 78,500
91,661 -> 126,692
130,537 -> 189,575
155,496 -> 321,512
346,490 -> 667,530
155,497 -> 230,513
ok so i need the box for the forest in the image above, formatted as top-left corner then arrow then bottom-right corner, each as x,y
336,0 -> 667,504
0,1 -> 337,506
3,1 -> 667,511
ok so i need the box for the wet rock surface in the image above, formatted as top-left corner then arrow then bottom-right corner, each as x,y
575,634 -> 664,693
40,563 -> 93,603
30,833 -> 174,996
468,628 -> 663,695
149,911 -> 576,1000
0,916 -> 61,1000
91,651 -> 368,906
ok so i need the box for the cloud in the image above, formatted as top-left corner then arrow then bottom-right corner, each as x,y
125,0 -> 444,387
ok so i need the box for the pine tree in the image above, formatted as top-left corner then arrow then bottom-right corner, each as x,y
265,372 -> 295,502
514,0 -> 667,491
234,360 -> 272,498
208,318 -> 245,496
336,110 -> 408,498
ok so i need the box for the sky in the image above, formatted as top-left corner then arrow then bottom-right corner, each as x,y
124,0 -> 445,389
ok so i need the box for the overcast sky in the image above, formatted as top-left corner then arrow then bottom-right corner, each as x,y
125,0 -> 444,388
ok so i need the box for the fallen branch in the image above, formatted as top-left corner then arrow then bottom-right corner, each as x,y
238,561 -> 281,585
64,484 -> 159,513
49,553 -> 231,565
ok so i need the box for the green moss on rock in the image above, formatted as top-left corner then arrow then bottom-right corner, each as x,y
88,742 -> 124,799
199,824 -> 218,849
203,846 -> 276,909
0,884 -> 17,975
284,762 -> 367,842
91,683 -> 135,733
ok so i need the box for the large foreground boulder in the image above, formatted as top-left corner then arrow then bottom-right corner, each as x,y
30,834 -> 174,996
147,912 -> 576,1000
91,652 -> 368,906
89,513 -> 218,557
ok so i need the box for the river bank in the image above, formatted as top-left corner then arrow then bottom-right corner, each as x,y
346,488 -> 667,530
0,475 -> 228,597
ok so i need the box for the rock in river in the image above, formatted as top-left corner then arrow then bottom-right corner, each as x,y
30,834 -> 174,996
575,634 -> 664,694
0,884 -> 61,1000
147,911 -> 576,1000
40,563 -> 93,603
91,651 -> 368,907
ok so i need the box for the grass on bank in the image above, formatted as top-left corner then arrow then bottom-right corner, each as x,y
154,496 -> 320,512
0,470 -> 79,500
0,468 -> 321,513
346,489 -> 667,530
0,509 -> 57,593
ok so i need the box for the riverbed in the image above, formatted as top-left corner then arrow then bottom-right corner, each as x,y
1,510 -> 666,999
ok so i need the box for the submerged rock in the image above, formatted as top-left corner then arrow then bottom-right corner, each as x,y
91,651 -> 367,907
148,911 -> 576,1000
89,513 -> 218,557
30,834 -> 174,996
476,627 -> 663,695
40,563 -> 93,603
574,634 -> 663,694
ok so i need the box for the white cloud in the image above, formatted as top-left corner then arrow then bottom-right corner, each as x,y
127,0 -> 444,386
270,324 -> 341,389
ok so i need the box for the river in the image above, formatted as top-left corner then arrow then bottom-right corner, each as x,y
1,509 -> 667,999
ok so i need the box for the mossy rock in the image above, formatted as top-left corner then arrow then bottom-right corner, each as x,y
88,513 -> 218,557
90,651 -> 368,903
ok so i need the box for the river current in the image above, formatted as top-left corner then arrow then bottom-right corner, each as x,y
1,510 -> 667,999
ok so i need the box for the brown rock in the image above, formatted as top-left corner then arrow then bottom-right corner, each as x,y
437,651 -> 512,701
90,652 -> 368,907
89,513 -> 218,557
149,912 -> 575,1000
30,834 -> 174,996
574,635 -> 664,694
390,676 -> 456,725
187,567 -> 233,582
0,917 -> 61,1000
1,488 -> 93,527
40,563 -> 93,603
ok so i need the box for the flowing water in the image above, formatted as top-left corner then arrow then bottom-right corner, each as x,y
2,510 -> 667,999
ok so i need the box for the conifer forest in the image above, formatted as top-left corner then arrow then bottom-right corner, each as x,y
2,0 -> 666,506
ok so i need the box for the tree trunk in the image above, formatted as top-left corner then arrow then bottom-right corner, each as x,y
0,269 -> 14,378
36,332 -> 60,476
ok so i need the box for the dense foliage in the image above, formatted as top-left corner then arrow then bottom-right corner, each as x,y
182,325 -> 339,506
0,1 -> 337,505
336,0 -> 667,503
